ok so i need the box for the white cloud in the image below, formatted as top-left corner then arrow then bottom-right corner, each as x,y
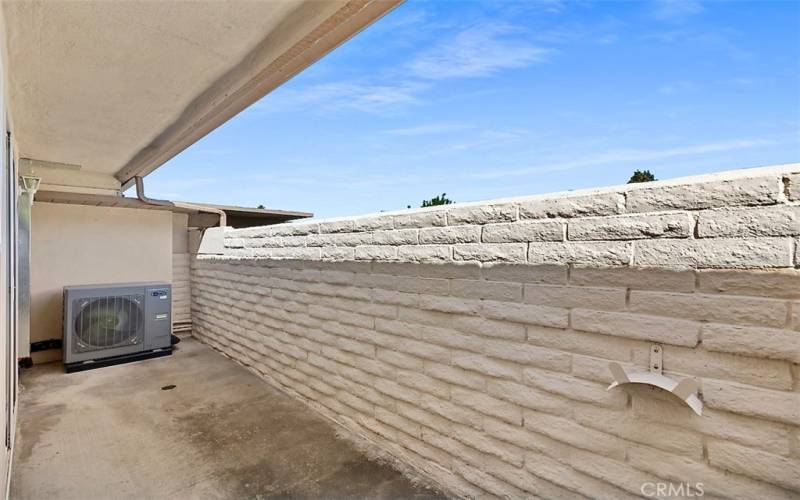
426,129 -> 527,154
190,147 -> 237,157
651,0 -> 705,21
407,24 -> 551,80
658,80 -> 695,95
251,23 -> 553,116
537,0 -> 566,13
384,122 -> 470,136
523,0 -> 565,14
254,81 -> 427,115
465,137 -> 779,180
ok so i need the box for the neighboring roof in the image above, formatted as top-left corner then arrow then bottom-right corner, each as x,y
188,202 -> 312,221
34,190 -> 312,227
2,0 -> 401,190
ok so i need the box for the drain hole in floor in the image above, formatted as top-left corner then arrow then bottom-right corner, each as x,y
161,384 -> 176,391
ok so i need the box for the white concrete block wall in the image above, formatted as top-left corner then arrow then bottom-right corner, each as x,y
219,164 -> 800,270
191,165 -> 800,498
172,253 -> 191,327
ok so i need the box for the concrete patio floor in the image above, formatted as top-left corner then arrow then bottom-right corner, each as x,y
11,338 -> 444,499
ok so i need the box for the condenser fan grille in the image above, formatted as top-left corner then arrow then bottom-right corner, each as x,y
72,294 -> 144,353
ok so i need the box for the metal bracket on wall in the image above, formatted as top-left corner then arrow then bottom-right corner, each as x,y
607,343 -> 703,416
650,344 -> 662,374
19,175 -> 41,201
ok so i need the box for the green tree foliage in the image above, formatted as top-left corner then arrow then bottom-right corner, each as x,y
628,170 -> 656,183
257,204 -> 266,209
421,193 -> 454,208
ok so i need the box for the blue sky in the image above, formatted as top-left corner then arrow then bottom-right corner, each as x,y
140,0 -> 800,219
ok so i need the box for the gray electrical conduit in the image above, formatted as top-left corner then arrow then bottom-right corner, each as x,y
134,176 -> 227,227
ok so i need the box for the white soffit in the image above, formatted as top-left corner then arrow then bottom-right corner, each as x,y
2,0 -> 401,188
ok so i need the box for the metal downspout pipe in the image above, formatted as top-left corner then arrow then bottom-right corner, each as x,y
134,176 -> 227,228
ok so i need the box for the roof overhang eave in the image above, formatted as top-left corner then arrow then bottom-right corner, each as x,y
116,0 -> 402,191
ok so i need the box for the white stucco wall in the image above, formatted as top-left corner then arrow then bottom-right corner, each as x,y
30,203 -> 172,363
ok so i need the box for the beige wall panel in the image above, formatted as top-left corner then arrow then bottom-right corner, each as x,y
31,203 -> 171,363
172,213 -> 189,254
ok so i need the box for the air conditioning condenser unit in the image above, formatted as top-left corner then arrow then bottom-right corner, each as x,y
63,282 -> 172,372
